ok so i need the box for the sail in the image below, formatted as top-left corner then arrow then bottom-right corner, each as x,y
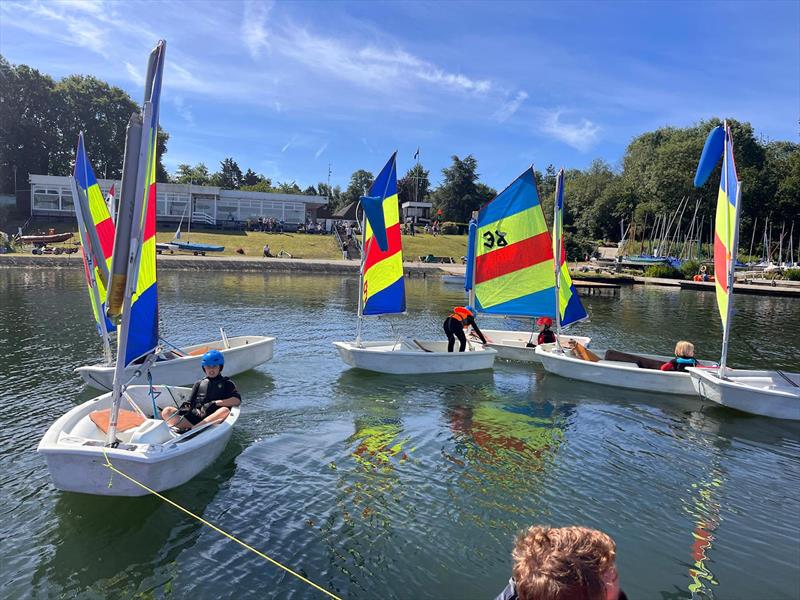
73,132 -> 116,334
713,126 -> 740,330
469,167 -> 585,324
362,152 -> 405,316
553,169 -> 588,326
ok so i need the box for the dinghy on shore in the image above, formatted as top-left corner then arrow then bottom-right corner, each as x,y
682,122 -> 800,419
70,120 -> 272,392
333,153 -> 496,374
40,42 -> 239,496
463,167 -> 590,363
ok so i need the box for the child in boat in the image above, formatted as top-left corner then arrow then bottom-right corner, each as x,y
444,305 -> 487,352
161,349 -> 241,431
536,317 -> 557,345
660,340 -> 698,372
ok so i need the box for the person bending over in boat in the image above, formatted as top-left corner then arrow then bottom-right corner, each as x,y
161,349 -> 241,431
536,317 -> 557,345
444,305 -> 487,352
494,525 -> 628,600
659,340 -> 698,372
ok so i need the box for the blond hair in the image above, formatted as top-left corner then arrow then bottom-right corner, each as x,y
674,340 -> 695,358
511,525 -> 616,600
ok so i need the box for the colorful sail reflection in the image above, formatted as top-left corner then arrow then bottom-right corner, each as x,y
73,133 -> 116,334
362,152 -> 405,316
467,167 -> 586,325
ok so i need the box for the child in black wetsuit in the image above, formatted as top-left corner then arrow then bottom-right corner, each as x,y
443,305 -> 487,352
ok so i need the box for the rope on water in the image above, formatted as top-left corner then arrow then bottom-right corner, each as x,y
100,448 -> 343,600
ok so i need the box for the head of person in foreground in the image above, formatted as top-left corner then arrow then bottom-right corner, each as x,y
507,525 -> 624,600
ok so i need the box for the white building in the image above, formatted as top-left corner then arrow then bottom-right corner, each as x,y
29,174 -> 328,226
401,201 -> 433,223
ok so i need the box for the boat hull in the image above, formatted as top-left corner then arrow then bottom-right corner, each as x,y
535,344 -> 713,395
687,367 -> 800,420
482,329 -> 591,363
333,340 -> 496,374
76,335 -> 275,390
37,386 -> 239,496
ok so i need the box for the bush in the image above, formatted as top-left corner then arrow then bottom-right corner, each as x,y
440,221 -> 460,235
643,264 -> 683,279
680,259 -> 702,279
786,269 -> 800,281
566,235 -> 600,262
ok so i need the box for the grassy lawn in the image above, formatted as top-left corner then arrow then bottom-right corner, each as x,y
400,233 -> 468,262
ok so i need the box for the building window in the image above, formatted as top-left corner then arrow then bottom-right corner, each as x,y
33,189 -> 61,211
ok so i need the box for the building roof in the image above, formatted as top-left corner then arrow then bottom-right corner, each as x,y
333,201 -> 358,219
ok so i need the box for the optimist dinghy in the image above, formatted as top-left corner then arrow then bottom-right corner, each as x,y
333,152 -> 496,374
40,41 -> 239,496
682,122 -> 800,419
463,167 -> 590,363
70,123 -> 272,392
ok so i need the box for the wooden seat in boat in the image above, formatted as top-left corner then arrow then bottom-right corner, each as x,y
90,409 -> 146,433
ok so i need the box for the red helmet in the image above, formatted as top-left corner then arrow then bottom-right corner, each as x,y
536,317 -> 553,327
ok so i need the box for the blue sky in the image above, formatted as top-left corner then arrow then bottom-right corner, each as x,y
1,0 -> 798,190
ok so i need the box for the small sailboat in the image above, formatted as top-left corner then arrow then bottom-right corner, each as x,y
686,122 -> 800,419
334,153 -> 496,374
70,134 -> 273,391
40,42 -> 239,495
464,167 -> 590,362
170,203 -> 224,255
536,169 -> 716,393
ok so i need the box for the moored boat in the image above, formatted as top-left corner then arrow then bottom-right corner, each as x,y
480,328 -> 591,363
17,232 -> 73,245
334,339 -> 496,374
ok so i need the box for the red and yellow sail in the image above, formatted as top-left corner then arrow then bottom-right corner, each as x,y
362,153 -> 405,316
713,125 -> 739,330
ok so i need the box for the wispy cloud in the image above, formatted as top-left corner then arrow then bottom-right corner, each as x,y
541,110 -> 601,151
173,96 -> 195,127
281,134 -> 298,153
315,142 -> 329,159
124,61 -> 144,86
492,91 -> 529,123
242,1 -> 272,59
361,138 -> 374,154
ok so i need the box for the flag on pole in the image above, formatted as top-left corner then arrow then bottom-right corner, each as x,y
414,147 -> 420,160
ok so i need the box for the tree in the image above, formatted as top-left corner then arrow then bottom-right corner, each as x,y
156,129 -> 169,183
398,164 -> 431,205
242,168 -> 261,187
303,185 -> 318,196
429,155 -> 482,222
173,163 -> 211,186
341,169 -> 375,207
316,182 -> 343,209
210,157 -> 243,189
240,179 -> 274,193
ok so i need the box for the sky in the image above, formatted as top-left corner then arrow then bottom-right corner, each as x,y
1,0 -> 798,191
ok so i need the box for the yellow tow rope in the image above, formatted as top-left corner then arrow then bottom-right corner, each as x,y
101,449 -> 342,600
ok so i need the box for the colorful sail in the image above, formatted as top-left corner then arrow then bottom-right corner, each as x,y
467,167 -> 585,325
73,132 -> 116,334
553,169 -> 588,325
362,152 -> 405,316
713,126 -> 740,330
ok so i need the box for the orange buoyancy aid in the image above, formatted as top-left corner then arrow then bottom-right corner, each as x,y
450,306 -> 473,327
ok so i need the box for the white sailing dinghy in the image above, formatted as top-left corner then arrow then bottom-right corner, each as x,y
463,167 -> 590,363
40,41 -> 239,496
536,169 -> 717,394
685,122 -> 800,419
70,132 -> 272,391
333,153 -> 496,374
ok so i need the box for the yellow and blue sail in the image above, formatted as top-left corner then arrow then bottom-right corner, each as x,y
74,133 -> 116,334
124,46 -> 163,365
553,168 -> 587,325
362,152 -> 405,316
465,167 -> 586,325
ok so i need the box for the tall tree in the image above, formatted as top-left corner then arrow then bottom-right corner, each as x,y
341,169 -> 375,207
210,157 -> 244,189
429,155 -> 482,222
173,162 -> 211,186
242,168 -> 261,187
303,185 -> 318,196
397,163 -> 431,205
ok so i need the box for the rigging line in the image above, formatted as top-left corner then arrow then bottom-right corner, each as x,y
737,338 -> 799,388
100,448 -> 343,600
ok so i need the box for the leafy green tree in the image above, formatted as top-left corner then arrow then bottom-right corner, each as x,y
398,164 -> 431,205
430,155 -> 482,222
173,163 -> 211,186
303,185 -> 318,196
240,179 -> 274,193
316,182 -> 343,209
210,157 -> 243,189
341,169 -> 375,207
274,181 -> 302,194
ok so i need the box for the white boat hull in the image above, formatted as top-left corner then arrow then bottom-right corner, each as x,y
687,367 -> 800,420
535,344 -> 716,396
38,386 -> 239,496
76,335 -> 275,390
333,339 -> 496,374
481,329 -> 592,363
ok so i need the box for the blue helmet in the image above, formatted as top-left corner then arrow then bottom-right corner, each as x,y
201,349 -> 224,368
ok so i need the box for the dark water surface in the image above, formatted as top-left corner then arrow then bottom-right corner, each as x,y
1,268 -> 799,599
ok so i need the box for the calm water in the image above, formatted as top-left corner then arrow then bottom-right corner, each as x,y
1,268 -> 799,600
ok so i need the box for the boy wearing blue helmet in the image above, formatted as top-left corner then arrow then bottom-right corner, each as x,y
161,349 -> 241,431
443,305 -> 487,352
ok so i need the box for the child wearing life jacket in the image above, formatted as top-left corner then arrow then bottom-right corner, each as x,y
536,317 -> 557,345
660,340 -> 698,372
443,305 -> 487,352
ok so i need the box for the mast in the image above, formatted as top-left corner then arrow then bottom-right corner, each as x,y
748,216 -> 757,263
468,211 -> 478,309
553,169 -> 563,348
355,202 -> 368,346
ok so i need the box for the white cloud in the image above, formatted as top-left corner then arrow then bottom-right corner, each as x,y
125,61 -> 144,86
281,135 -> 298,153
173,96 -> 195,127
492,91 -> 529,123
242,1 -> 272,59
541,110 -> 601,151
315,142 -> 329,159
